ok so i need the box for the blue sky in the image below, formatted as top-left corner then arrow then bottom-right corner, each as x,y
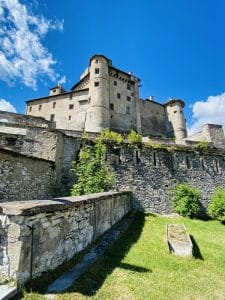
1,0 -> 225,133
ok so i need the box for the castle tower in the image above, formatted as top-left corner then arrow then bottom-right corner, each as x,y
165,99 -> 187,141
85,55 -> 110,132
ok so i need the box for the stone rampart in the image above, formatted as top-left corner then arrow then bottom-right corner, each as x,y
0,191 -> 131,284
106,146 -> 225,213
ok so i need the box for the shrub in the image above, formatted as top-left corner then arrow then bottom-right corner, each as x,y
208,187 -> 225,222
70,140 -> 115,196
195,141 -> 209,152
173,183 -> 201,217
145,139 -> 162,149
127,130 -> 142,144
98,129 -> 123,145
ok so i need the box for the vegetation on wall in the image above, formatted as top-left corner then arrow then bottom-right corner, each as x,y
208,187 -> 225,223
70,139 -> 115,196
173,183 -> 201,218
127,130 -> 142,145
98,129 -> 123,145
195,141 -> 210,152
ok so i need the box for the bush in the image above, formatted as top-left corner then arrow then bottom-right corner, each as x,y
208,187 -> 225,222
195,141 -> 209,152
98,129 -> 123,145
173,183 -> 201,217
70,140 -> 115,196
127,130 -> 142,144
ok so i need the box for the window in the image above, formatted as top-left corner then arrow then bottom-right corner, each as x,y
50,114 -> 55,122
126,106 -> 130,114
117,93 -> 121,99
94,81 -> 99,87
29,106 -> 32,112
127,96 -> 131,102
110,103 -> 114,110
69,94 -> 73,100
95,68 -> 99,74
53,102 -> 56,108
114,81 -> 117,86
39,104 -> 42,111
53,89 -> 56,93
68,115 -> 71,120
69,104 -> 74,109
95,59 -> 98,64
174,110 -> 177,114
127,83 -> 131,90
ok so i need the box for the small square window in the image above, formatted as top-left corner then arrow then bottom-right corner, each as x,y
29,106 -> 32,112
126,106 -> 130,114
69,94 -> 73,100
53,102 -> 56,108
127,96 -> 131,102
69,104 -> 74,109
50,114 -> 55,122
95,59 -> 98,64
68,115 -> 71,120
95,68 -> 99,74
117,93 -> 121,99
110,103 -> 114,110
127,83 -> 131,90
39,104 -> 42,111
53,89 -> 56,93
94,81 -> 99,87
114,81 -> 117,86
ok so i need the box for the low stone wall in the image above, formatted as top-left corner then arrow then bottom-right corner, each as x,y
0,191 -> 131,284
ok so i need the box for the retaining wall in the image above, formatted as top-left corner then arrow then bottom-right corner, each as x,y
0,191 -> 131,284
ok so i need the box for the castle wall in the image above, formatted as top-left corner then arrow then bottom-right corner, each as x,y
106,146 -> 225,214
0,191 -> 131,284
26,89 -> 89,131
108,72 -> 140,133
139,100 -> 168,137
0,149 -> 58,202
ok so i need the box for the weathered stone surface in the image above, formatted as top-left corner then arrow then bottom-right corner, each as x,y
0,191 -> 131,284
106,146 -> 225,214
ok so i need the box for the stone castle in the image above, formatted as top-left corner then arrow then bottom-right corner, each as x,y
1,54 -> 225,286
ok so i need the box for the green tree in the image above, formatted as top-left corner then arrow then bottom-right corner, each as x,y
173,183 -> 201,218
208,187 -> 225,222
70,140 -> 115,196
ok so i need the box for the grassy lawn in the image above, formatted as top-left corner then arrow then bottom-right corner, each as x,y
23,213 -> 225,300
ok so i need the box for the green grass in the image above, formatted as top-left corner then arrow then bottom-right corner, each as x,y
23,213 -> 225,300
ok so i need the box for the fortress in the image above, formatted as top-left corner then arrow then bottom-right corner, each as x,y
0,55 -> 225,285
26,54 -> 187,142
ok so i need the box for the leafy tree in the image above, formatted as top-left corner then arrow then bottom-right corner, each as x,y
173,183 -> 201,218
208,187 -> 225,222
70,140 -> 115,196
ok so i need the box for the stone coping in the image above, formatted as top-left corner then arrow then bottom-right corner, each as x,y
0,191 -> 131,216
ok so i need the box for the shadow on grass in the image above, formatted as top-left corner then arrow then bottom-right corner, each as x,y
190,235 -> 204,260
63,211 -> 147,296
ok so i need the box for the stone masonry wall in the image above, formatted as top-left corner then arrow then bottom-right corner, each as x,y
106,146 -> 225,214
0,191 -> 131,284
0,149 -> 58,202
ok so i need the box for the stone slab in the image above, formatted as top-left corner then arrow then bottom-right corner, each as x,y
0,285 -> 17,300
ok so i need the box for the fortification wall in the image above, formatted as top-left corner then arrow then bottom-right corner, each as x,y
0,111 -> 54,128
106,146 -> 225,213
0,149 -> 58,202
0,191 -> 131,284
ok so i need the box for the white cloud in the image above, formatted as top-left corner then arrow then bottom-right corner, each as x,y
58,75 -> 66,85
0,99 -> 17,113
189,92 -> 225,134
0,0 -> 64,89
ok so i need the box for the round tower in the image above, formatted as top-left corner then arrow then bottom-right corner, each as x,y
85,55 -> 110,133
165,99 -> 187,141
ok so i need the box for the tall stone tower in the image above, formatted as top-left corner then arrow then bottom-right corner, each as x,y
165,99 -> 187,141
85,55 -> 110,132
